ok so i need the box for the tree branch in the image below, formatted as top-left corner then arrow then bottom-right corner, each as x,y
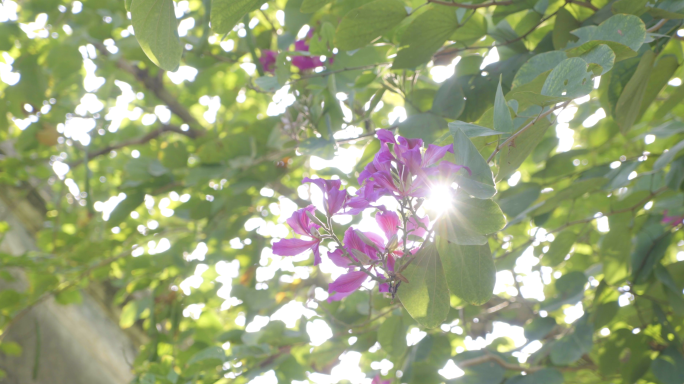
91,41 -> 203,131
433,6 -> 562,63
68,124 -> 203,167
457,352 -> 596,372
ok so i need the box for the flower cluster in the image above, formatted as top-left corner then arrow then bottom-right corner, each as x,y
260,31 -> 325,73
272,129 -> 470,301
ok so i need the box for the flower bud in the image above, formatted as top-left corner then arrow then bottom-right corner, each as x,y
351,249 -> 371,264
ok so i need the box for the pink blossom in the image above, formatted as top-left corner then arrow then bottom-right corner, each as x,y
292,39 -> 323,71
259,50 -> 277,73
303,177 -> 349,215
272,206 -> 322,265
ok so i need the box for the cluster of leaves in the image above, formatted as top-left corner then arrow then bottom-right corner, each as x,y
0,0 -> 684,383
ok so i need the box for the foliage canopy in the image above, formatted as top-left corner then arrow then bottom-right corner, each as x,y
0,0 -> 684,383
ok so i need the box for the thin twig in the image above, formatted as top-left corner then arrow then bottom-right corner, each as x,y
68,124 -> 202,167
335,124 -> 399,144
486,101 -> 570,164
457,352 -> 596,372
646,19 -> 668,33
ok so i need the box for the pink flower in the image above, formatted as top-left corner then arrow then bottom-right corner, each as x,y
372,375 -> 391,384
272,206 -> 323,265
292,39 -> 323,71
303,177 -> 349,215
662,210 -> 684,226
259,50 -> 277,73
343,227 -> 384,263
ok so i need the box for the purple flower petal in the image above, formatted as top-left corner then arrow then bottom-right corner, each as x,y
328,249 -> 352,267
376,211 -> 400,241
407,215 -> 430,238
397,136 -> 423,149
371,171 -> 398,193
423,144 -> 450,167
286,205 -> 318,236
259,50 -> 277,73
376,129 -> 396,144
272,238 -> 319,256
328,270 -> 368,299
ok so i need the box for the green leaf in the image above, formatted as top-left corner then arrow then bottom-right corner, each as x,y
448,121 -> 507,138
107,191 -> 145,228
651,347 -> 684,384
612,0 -> 649,15
497,182 -> 542,218
131,0 -> 183,71
437,238 -> 495,305
254,76 -> 283,92
300,0 -> 332,13
119,297 -> 152,329
654,139 -> 684,171
555,271 -> 587,295
377,316 -> 409,355
542,229 -> 577,267
397,113 -> 447,143
637,55 -> 679,120
397,243 -> 450,328
553,7 -> 580,49
0,290 -> 21,309
592,301 -> 619,329
159,141 -> 189,169
335,0 -> 407,51
550,322 -> 593,365
512,51 -> 567,88
299,137 -> 335,160
615,50 -> 655,133
453,351 -> 506,384
666,157 -> 684,191
565,14 -> 647,61
432,77 -> 466,120
211,0 -> 268,34
524,317 -> 557,340
579,44 -> 615,76
0,342 -> 22,357
450,122 -> 496,199
506,368 -> 564,384
393,6 -> 459,69
494,78 -> 514,133
631,226 -> 672,284
534,178 -> 606,215
541,57 -> 593,99
496,116 -> 552,181
436,196 -> 506,245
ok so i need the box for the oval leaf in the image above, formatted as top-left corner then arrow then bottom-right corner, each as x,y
131,0 -> 183,71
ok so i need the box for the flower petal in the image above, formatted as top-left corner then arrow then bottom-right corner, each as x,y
423,144 -> 450,167
328,249 -> 352,267
328,270 -> 368,298
272,238 -> 319,256
407,215 -> 430,238
285,205 -> 318,236
376,129 -> 396,144
376,211 -> 400,241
